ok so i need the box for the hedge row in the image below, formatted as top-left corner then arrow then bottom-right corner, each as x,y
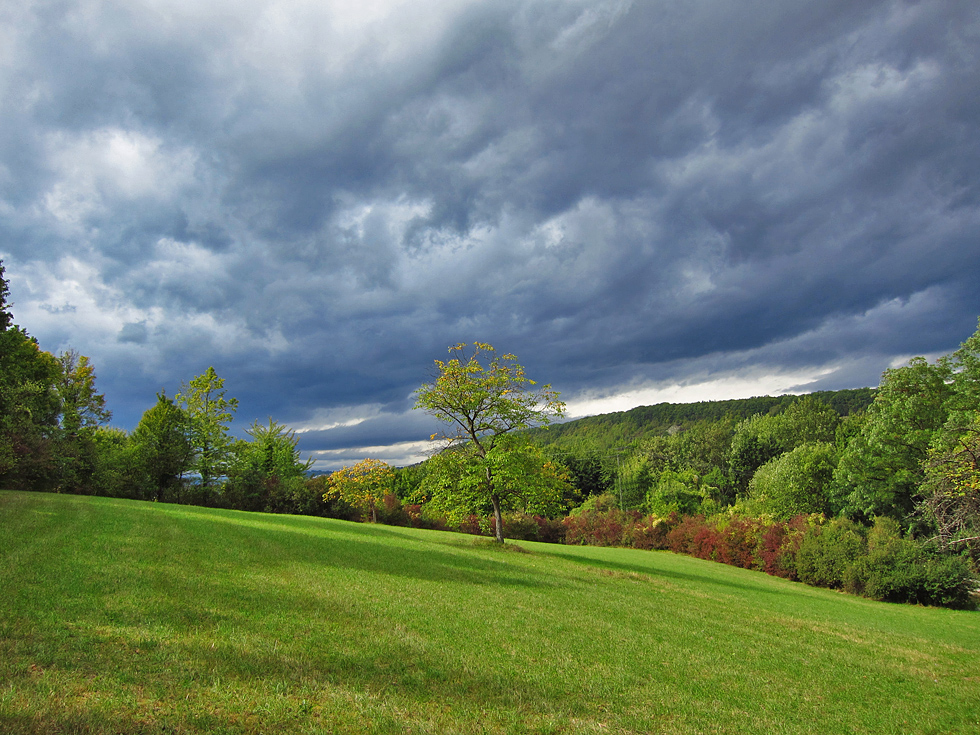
560,505 -> 976,609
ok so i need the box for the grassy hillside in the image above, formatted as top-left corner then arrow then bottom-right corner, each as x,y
1,490 -> 977,734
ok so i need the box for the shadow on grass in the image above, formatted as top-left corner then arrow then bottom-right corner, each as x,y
4,585 -> 599,733
161,506 -> 556,592
161,502 -> 799,600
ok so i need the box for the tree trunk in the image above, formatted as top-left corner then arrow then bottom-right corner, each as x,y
491,494 -> 504,543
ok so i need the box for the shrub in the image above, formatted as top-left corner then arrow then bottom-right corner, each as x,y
568,493 -> 619,517
625,514 -> 675,550
454,514 -> 485,536
532,515 -> 566,544
755,515 -> 808,579
377,493 -> 411,526
713,516 -> 759,568
403,503 -> 446,530
844,518 -> 977,608
666,515 -> 707,556
500,512 -> 542,541
562,507 -> 626,546
795,517 -> 866,589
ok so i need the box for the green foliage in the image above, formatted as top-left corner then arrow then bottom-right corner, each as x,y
944,316 -> 980,423
55,349 -> 112,435
87,427 -> 144,499
176,367 -> 239,492
306,474 -> 357,519
0,319 -> 61,491
415,342 -> 567,542
728,414 -> 785,494
527,388 -> 874,451
795,517 -> 867,589
779,396 -> 840,446
919,412 -> 980,558
50,349 -> 113,494
225,418 -> 314,513
671,418 -> 737,483
419,436 -> 571,527
646,469 -> 707,517
391,463 -> 427,500
834,410 -> 868,451
545,445 -> 613,499
0,259 -> 11,331
844,517 -> 976,608
729,397 -> 840,496
745,442 -> 838,520
834,356 -> 953,522
904,318 -> 980,554
131,393 -> 194,502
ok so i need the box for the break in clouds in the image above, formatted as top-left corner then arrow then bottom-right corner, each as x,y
2,0 -> 979,468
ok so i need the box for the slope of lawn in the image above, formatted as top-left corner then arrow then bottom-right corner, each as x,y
1,490 -> 978,734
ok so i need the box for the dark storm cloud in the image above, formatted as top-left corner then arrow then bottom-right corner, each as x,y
2,0 -> 979,466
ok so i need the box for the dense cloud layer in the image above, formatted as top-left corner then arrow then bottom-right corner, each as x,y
2,0 -> 979,468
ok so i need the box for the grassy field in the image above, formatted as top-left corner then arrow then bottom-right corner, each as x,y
1,490 -> 978,734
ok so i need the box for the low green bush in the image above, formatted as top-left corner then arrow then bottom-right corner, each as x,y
845,518 -> 976,608
795,517 -> 867,588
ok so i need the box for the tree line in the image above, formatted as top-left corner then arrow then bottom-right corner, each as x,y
390,334 -> 978,607
3,258 -> 977,606
0,260 -> 321,513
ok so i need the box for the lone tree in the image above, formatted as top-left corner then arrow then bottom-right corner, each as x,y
414,342 -> 569,543
326,457 -> 395,523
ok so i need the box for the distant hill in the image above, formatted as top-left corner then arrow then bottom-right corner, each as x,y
528,387 -> 876,451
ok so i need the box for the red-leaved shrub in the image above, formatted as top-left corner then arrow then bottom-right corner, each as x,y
562,508 -> 625,546
455,514 -> 485,536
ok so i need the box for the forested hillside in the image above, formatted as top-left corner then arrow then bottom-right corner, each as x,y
528,388 -> 876,451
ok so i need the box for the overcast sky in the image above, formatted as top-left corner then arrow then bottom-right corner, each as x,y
2,0 -> 979,470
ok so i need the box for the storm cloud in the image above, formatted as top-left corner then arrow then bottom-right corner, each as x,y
2,0 -> 979,468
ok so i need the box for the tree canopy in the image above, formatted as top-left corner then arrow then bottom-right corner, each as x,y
176,367 -> 239,492
415,342 -> 569,542
226,418 -> 314,512
132,392 -> 194,502
326,458 -> 395,523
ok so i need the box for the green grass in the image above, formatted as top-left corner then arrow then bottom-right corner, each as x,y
1,491 -> 978,734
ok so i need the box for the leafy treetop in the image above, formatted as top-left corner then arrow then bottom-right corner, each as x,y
0,259 -> 11,331
176,367 -> 239,491
326,458 -> 395,523
416,342 -> 565,452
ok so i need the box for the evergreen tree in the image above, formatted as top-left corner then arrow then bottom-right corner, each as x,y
225,418 -> 313,512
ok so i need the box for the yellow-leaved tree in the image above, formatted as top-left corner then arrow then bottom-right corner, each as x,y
325,458 -> 395,523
